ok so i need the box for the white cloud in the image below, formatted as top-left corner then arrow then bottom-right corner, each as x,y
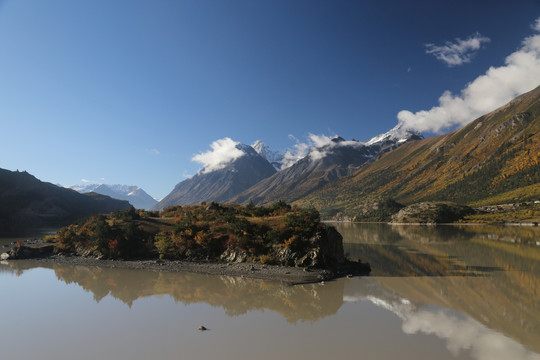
399,22 -> 540,133
282,133 -> 334,168
533,18 -> 540,32
192,137 -> 245,174
401,308 -> 540,360
150,148 -> 160,155
307,134 -> 337,161
80,178 -> 104,185
281,139 -> 310,169
425,32 -> 490,67
359,294 -> 539,360
309,134 -> 334,148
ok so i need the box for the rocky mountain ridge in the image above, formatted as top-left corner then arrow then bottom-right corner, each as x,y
231,131 -> 422,206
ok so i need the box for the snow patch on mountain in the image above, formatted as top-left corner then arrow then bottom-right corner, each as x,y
68,183 -> 100,193
252,140 -> 284,171
67,184 -> 158,210
284,127 -> 422,166
366,123 -> 422,146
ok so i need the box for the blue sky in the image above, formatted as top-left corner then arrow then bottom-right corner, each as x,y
0,0 -> 539,199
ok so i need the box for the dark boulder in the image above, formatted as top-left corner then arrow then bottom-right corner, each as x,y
5,244 -> 55,259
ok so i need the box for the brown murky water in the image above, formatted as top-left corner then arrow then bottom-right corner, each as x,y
1,224 -> 539,360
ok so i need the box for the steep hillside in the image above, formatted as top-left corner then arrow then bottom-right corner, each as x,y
297,86 -> 540,216
0,169 -> 131,233
154,144 -> 276,209
233,130 -> 421,206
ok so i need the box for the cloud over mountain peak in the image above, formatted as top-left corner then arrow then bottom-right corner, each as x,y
192,137 -> 246,174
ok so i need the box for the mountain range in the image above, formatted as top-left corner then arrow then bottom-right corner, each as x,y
3,86 -> 538,225
0,169 -> 131,233
67,184 -> 158,210
155,85 -> 539,217
231,128 -> 422,205
153,127 -> 422,210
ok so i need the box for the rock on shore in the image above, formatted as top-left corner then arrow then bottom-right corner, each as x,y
391,202 -> 474,224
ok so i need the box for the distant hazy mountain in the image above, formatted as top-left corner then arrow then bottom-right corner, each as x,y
154,144 -> 277,209
0,169 -> 131,233
232,130 -> 422,205
296,85 -> 540,215
252,140 -> 284,171
68,184 -> 157,210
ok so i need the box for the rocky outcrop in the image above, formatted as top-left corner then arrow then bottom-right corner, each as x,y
220,248 -> 249,263
217,225 -> 370,276
219,225 -> 346,268
391,202 -> 475,224
2,244 -> 55,260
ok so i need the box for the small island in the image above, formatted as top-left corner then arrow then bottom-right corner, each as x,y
2,202 -> 370,284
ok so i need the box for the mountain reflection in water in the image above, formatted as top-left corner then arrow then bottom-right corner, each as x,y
2,223 -> 539,360
337,223 -> 540,276
335,223 -> 540,355
5,261 -> 344,323
345,277 -> 540,360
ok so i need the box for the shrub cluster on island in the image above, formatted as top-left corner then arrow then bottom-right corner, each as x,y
4,202 -> 370,280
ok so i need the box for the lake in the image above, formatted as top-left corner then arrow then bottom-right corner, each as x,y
1,223 -> 539,360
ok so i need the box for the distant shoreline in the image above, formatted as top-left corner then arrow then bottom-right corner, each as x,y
324,220 -> 539,226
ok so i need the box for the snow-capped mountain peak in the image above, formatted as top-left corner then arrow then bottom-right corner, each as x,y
67,183 -> 100,193
366,123 -> 423,146
252,140 -> 284,171
66,183 -> 157,210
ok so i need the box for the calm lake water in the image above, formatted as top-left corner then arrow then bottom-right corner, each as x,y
1,223 -> 539,360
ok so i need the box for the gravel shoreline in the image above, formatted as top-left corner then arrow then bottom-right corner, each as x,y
2,236 -> 368,284
9,255 -> 334,285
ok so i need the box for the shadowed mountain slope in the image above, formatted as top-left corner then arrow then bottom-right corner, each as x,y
0,168 -> 131,233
